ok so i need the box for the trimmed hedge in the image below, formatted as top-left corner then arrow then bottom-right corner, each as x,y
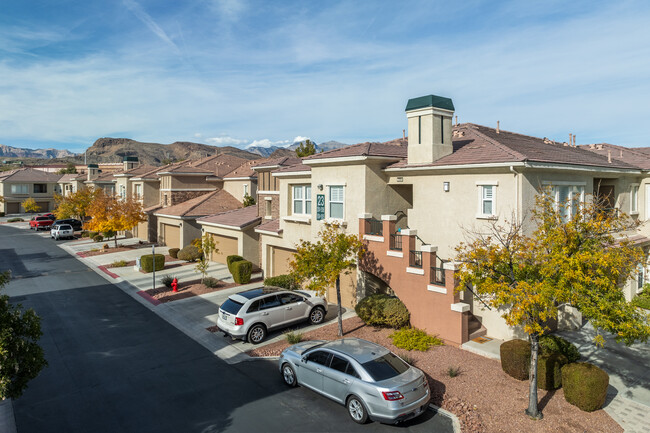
500,339 -> 530,380
168,248 -> 180,259
264,274 -> 299,290
177,245 -> 202,262
232,260 -> 252,284
227,255 -> 245,273
355,294 -> 410,329
141,254 -> 165,273
537,353 -> 568,390
540,334 -> 581,363
562,362 -> 609,412
92,234 -> 104,242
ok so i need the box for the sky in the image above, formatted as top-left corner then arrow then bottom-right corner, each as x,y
1,0 -> 650,154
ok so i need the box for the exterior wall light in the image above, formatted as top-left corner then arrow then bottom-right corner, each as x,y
317,184 -> 323,191
443,181 -> 450,192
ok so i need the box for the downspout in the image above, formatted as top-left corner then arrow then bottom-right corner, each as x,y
510,165 -> 519,222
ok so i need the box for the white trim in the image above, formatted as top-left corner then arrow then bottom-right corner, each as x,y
272,171 -> 311,177
255,228 -> 282,237
328,185 -> 345,220
400,229 -> 417,236
156,171 -> 211,176
199,221 -> 244,231
387,251 -> 403,258
427,285 -> 447,294
451,302 -> 470,313
542,181 -> 587,186
304,155 -> 402,166
283,215 -> 312,224
159,188 -> 215,192
386,162 -> 526,173
258,190 -> 280,195
406,267 -> 425,275
252,165 -> 280,170
358,213 -> 373,219
475,180 -> 499,186
477,183 -> 497,219
630,183 -> 640,214
385,161 -> 641,174
323,218 -> 347,226
224,176 -> 254,181
406,106 -> 454,117
291,184 -> 312,218
153,214 -> 191,220
363,235 -> 384,242
381,215 -> 397,221
443,261 -> 460,271
264,197 -> 273,201
420,245 -> 438,253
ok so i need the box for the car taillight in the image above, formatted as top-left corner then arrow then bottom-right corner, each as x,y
235,317 -> 244,326
382,391 -> 404,401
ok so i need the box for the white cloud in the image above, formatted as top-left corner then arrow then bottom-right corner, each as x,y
246,138 -> 292,149
122,0 -> 180,54
292,136 -> 310,144
206,135 -> 248,146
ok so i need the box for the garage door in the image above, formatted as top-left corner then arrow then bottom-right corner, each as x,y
162,224 -> 180,249
135,221 -> 149,241
210,234 -> 239,264
5,202 -> 20,214
271,247 -> 295,277
35,201 -> 49,212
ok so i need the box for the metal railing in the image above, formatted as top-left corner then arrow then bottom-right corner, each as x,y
365,218 -> 383,236
409,250 -> 422,268
430,266 -> 445,285
389,234 -> 402,250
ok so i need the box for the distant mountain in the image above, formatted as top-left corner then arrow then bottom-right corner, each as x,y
84,138 -> 260,165
246,140 -> 349,157
0,144 -> 77,159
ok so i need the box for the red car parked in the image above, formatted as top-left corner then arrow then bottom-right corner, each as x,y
30,216 -> 54,231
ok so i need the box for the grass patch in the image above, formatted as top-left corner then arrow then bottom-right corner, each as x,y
285,331 -> 303,344
389,327 -> 443,351
111,260 -> 129,268
631,290 -> 650,310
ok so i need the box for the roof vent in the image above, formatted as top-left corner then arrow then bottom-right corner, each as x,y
496,121 -> 500,134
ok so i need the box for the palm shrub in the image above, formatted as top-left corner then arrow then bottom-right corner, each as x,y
537,353 -> 568,390
562,362 -> 609,411
141,254 -> 165,272
232,260 -> 252,284
500,339 -> 530,380
285,331 -> 303,344
202,277 -> 219,288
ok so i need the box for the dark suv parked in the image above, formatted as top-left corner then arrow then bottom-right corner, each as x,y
53,219 -> 83,231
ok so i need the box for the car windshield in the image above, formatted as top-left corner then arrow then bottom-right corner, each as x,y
58,225 -> 72,230
361,352 -> 410,381
220,298 -> 243,315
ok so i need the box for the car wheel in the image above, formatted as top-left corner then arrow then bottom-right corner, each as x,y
347,396 -> 369,424
281,363 -> 297,387
247,324 -> 267,344
309,306 -> 325,325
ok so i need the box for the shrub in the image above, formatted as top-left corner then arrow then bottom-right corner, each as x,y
447,366 -> 461,377
103,230 -> 116,239
111,260 -> 128,268
631,289 -> 650,310
141,254 -> 165,273
355,294 -> 410,328
285,331 -> 303,344
202,277 -> 219,288
264,274 -> 299,290
500,339 -> 530,380
539,334 -> 581,363
232,260 -> 252,284
92,234 -> 104,242
562,362 -> 609,412
168,248 -> 180,259
227,255 -> 245,273
177,245 -> 202,262
7,218 -> 23,222
537,353 -> 568,390
102,243 -> 109,250
389,327 -> 443,351
382,298 -> 410,328
0,212 -> 4,217
80,231 -> 90,237
161,275 -> 175,288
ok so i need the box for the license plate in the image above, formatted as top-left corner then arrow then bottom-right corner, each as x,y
222,313 -> 228,321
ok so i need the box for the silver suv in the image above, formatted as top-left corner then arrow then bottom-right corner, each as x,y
217,287 -> 328,344
51,224 -> 74,240
279,338 -> 430,424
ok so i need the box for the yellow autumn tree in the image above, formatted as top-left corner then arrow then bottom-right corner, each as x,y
289,223 -> 365,336
54,188 -> 100,222
22,198 -> 40,213
85,190 -> 146,247
455,189 -> 650,419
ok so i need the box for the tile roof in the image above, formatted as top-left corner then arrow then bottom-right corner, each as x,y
154,189 -> 242,218
0,168 -> 63,182
87,171 -> 117,183
144,204 -> 162,213
579,143 -> 650,170
255,218 -> 282,234
224,158 -> 270,178
197,205 -> 261,228
273,161 -> 311,173
119,164 -> 159,177
304,139 -> 407,161
388,124 -> 638,170
57,173 -> 78,182
252,156 -> 301,169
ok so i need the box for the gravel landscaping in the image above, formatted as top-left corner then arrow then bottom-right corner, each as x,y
248,317 -> 621,433
145,277 -> 263,303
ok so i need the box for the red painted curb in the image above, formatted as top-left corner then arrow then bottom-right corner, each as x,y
76,251 -> 88,258
137,291 -> 162,306
98,265 -> 120,279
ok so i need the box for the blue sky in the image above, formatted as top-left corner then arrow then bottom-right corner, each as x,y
1,1 -> 650,153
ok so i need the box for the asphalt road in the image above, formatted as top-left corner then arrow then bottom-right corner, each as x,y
1,225 -> 454,433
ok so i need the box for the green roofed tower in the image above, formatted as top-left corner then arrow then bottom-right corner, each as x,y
405,94 -> 455,164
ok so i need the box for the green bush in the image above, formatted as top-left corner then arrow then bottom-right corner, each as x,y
285,331 -> 303,344
7,217 -> 23,222
537,353 -> 568,390
562,362 -> 609,412
168,248 -> 180,259
540,334 -> 581,363
141,254 -> 165,273
389,327 -> 443,351
500,339 -> 530,380
227,255 -> 245,273
264,274 -> 299,290
631,289 -> 650,310
111,260 -> 128,268
92,234 -> 104,242
177,245 -> 202,262
232,260 -> 252,284
203,277 -> 219,288
161,275 -> 175,288
355,294 -> 409,328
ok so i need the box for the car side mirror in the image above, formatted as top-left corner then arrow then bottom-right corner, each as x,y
301,356 -> 307,363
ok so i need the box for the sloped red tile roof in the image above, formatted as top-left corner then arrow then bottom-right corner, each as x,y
252,156 -> 301,169
579,143 -> 650,170
197,205 -> 261,228
0,168 -> 63,182
274,161 -> 311,173
224,158 -> 271,178
304,140 -> 407,161
118,164 -> 159,177
154,190 -> 242,218
255,218 -> 281,234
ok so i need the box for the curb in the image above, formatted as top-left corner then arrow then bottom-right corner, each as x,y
430,404 -> 462,432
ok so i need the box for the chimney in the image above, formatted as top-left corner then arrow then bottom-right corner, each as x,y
405,94 -> 455,164
607,150 -> 612,163
496,121 -> 500,134
569,134 -> 573,146
620,149 -> 623,158
455,115 -> 458,126
123,156 -> 139,171
87,164 -> 99,181
402,129 -> 405,140
573,134 -> 576,146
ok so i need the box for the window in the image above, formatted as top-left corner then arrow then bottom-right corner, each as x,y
135,184 -> 142,198
476,182 -> 497,218
330,355 -> 350,373
552,184 -> 584,221
243,184 -> 249,197
292,185 -> 312,215
259,295 -> 281,310
306,350 -> 332,366
361,353 -> 410,381
120,185 -> 126,199
329,186 -> 344,219
279,293 -> 304,305
33,184 -> 47,193
631,185 -> 639,214
265,199 -> 272,217
10,184 -> 28,194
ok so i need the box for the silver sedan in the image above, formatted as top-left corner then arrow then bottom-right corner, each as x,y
278,338 -> 430,424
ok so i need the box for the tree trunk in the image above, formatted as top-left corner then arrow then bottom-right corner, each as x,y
336,276 -> 343,337
525,333 -> 543,419
114,233 -> 118,248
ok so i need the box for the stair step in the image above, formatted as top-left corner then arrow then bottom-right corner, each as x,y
469,326 -> 487,341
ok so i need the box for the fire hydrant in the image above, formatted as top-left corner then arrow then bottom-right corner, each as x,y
171,277 -> 178,293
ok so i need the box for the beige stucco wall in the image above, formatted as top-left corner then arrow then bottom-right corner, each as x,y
201,223 -> 260,265
222,179 -> 255,202
156,216 -> 202,248
169,175 -> 214,190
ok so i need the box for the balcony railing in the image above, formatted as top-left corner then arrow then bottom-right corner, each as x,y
409,250 -> 422,268
389,234 -> 402,251
365,218 -> 383,236
430,258 -> 447,285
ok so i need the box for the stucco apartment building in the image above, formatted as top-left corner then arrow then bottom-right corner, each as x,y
0,168 -> 64,214
197,94 -> 649,346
